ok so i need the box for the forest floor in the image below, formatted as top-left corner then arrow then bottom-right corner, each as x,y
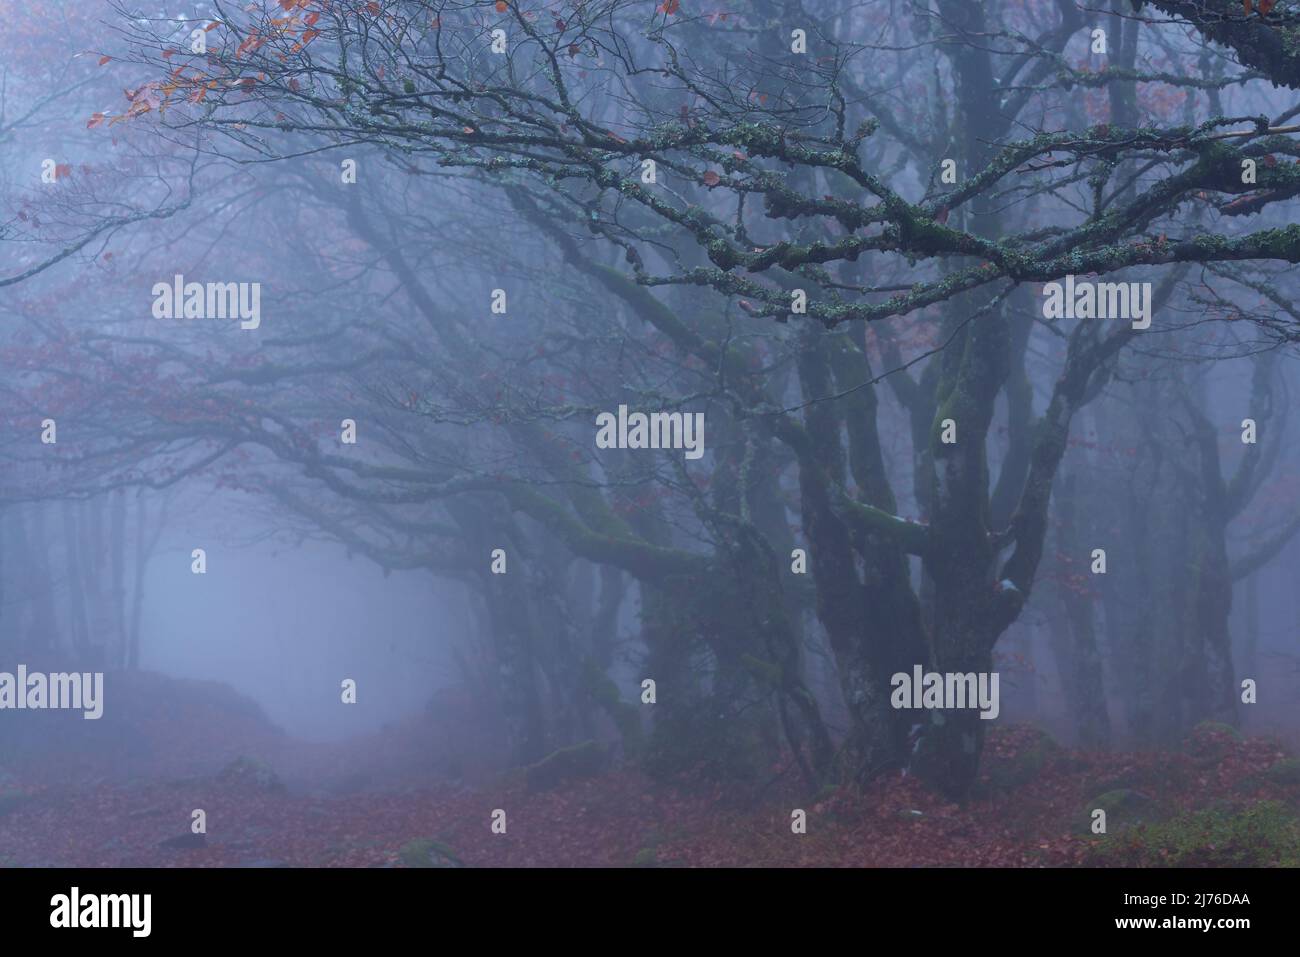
2,672 -> 1299,867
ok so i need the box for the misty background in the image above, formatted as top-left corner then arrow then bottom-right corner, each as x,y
3,0 -> 1300,868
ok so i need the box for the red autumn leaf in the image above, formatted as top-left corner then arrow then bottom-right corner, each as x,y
659,0 -> 680,14
55,163 -> 72,179
702,169 -> 721,186
87,112 -> 106,128
367,1 -> 382,14
205,21 -> 221,31
304,12 -> 320,26
495,0 -> 508,10
567,43 -> 580,57
162,49 -> 175,59
98,55 -> 111,65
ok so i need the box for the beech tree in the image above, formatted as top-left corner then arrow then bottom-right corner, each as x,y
3,0 -> 1298,799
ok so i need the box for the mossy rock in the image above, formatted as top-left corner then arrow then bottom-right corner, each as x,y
982,727 -> 1061,792
633,847 -> 659,868
1191,720 -> 1243,741
525,741 -> 608,793
217,756 -> 285,794
1264,758 -> 1300,787
1076,788 -> 1167,836
1088,801 -> 1300,867
398,838 -> 464,868
1184,721 -> 1243,765
632,845 -> 686,868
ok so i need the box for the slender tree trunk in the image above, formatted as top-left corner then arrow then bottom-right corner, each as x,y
60,500 -> 91,660
110,489 -> 128,668
1052,474 -> 1112,747
127,495 -> 150,670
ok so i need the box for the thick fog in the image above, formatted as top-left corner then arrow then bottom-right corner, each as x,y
138,493 -> 462,740
3,0 -> 1300,870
